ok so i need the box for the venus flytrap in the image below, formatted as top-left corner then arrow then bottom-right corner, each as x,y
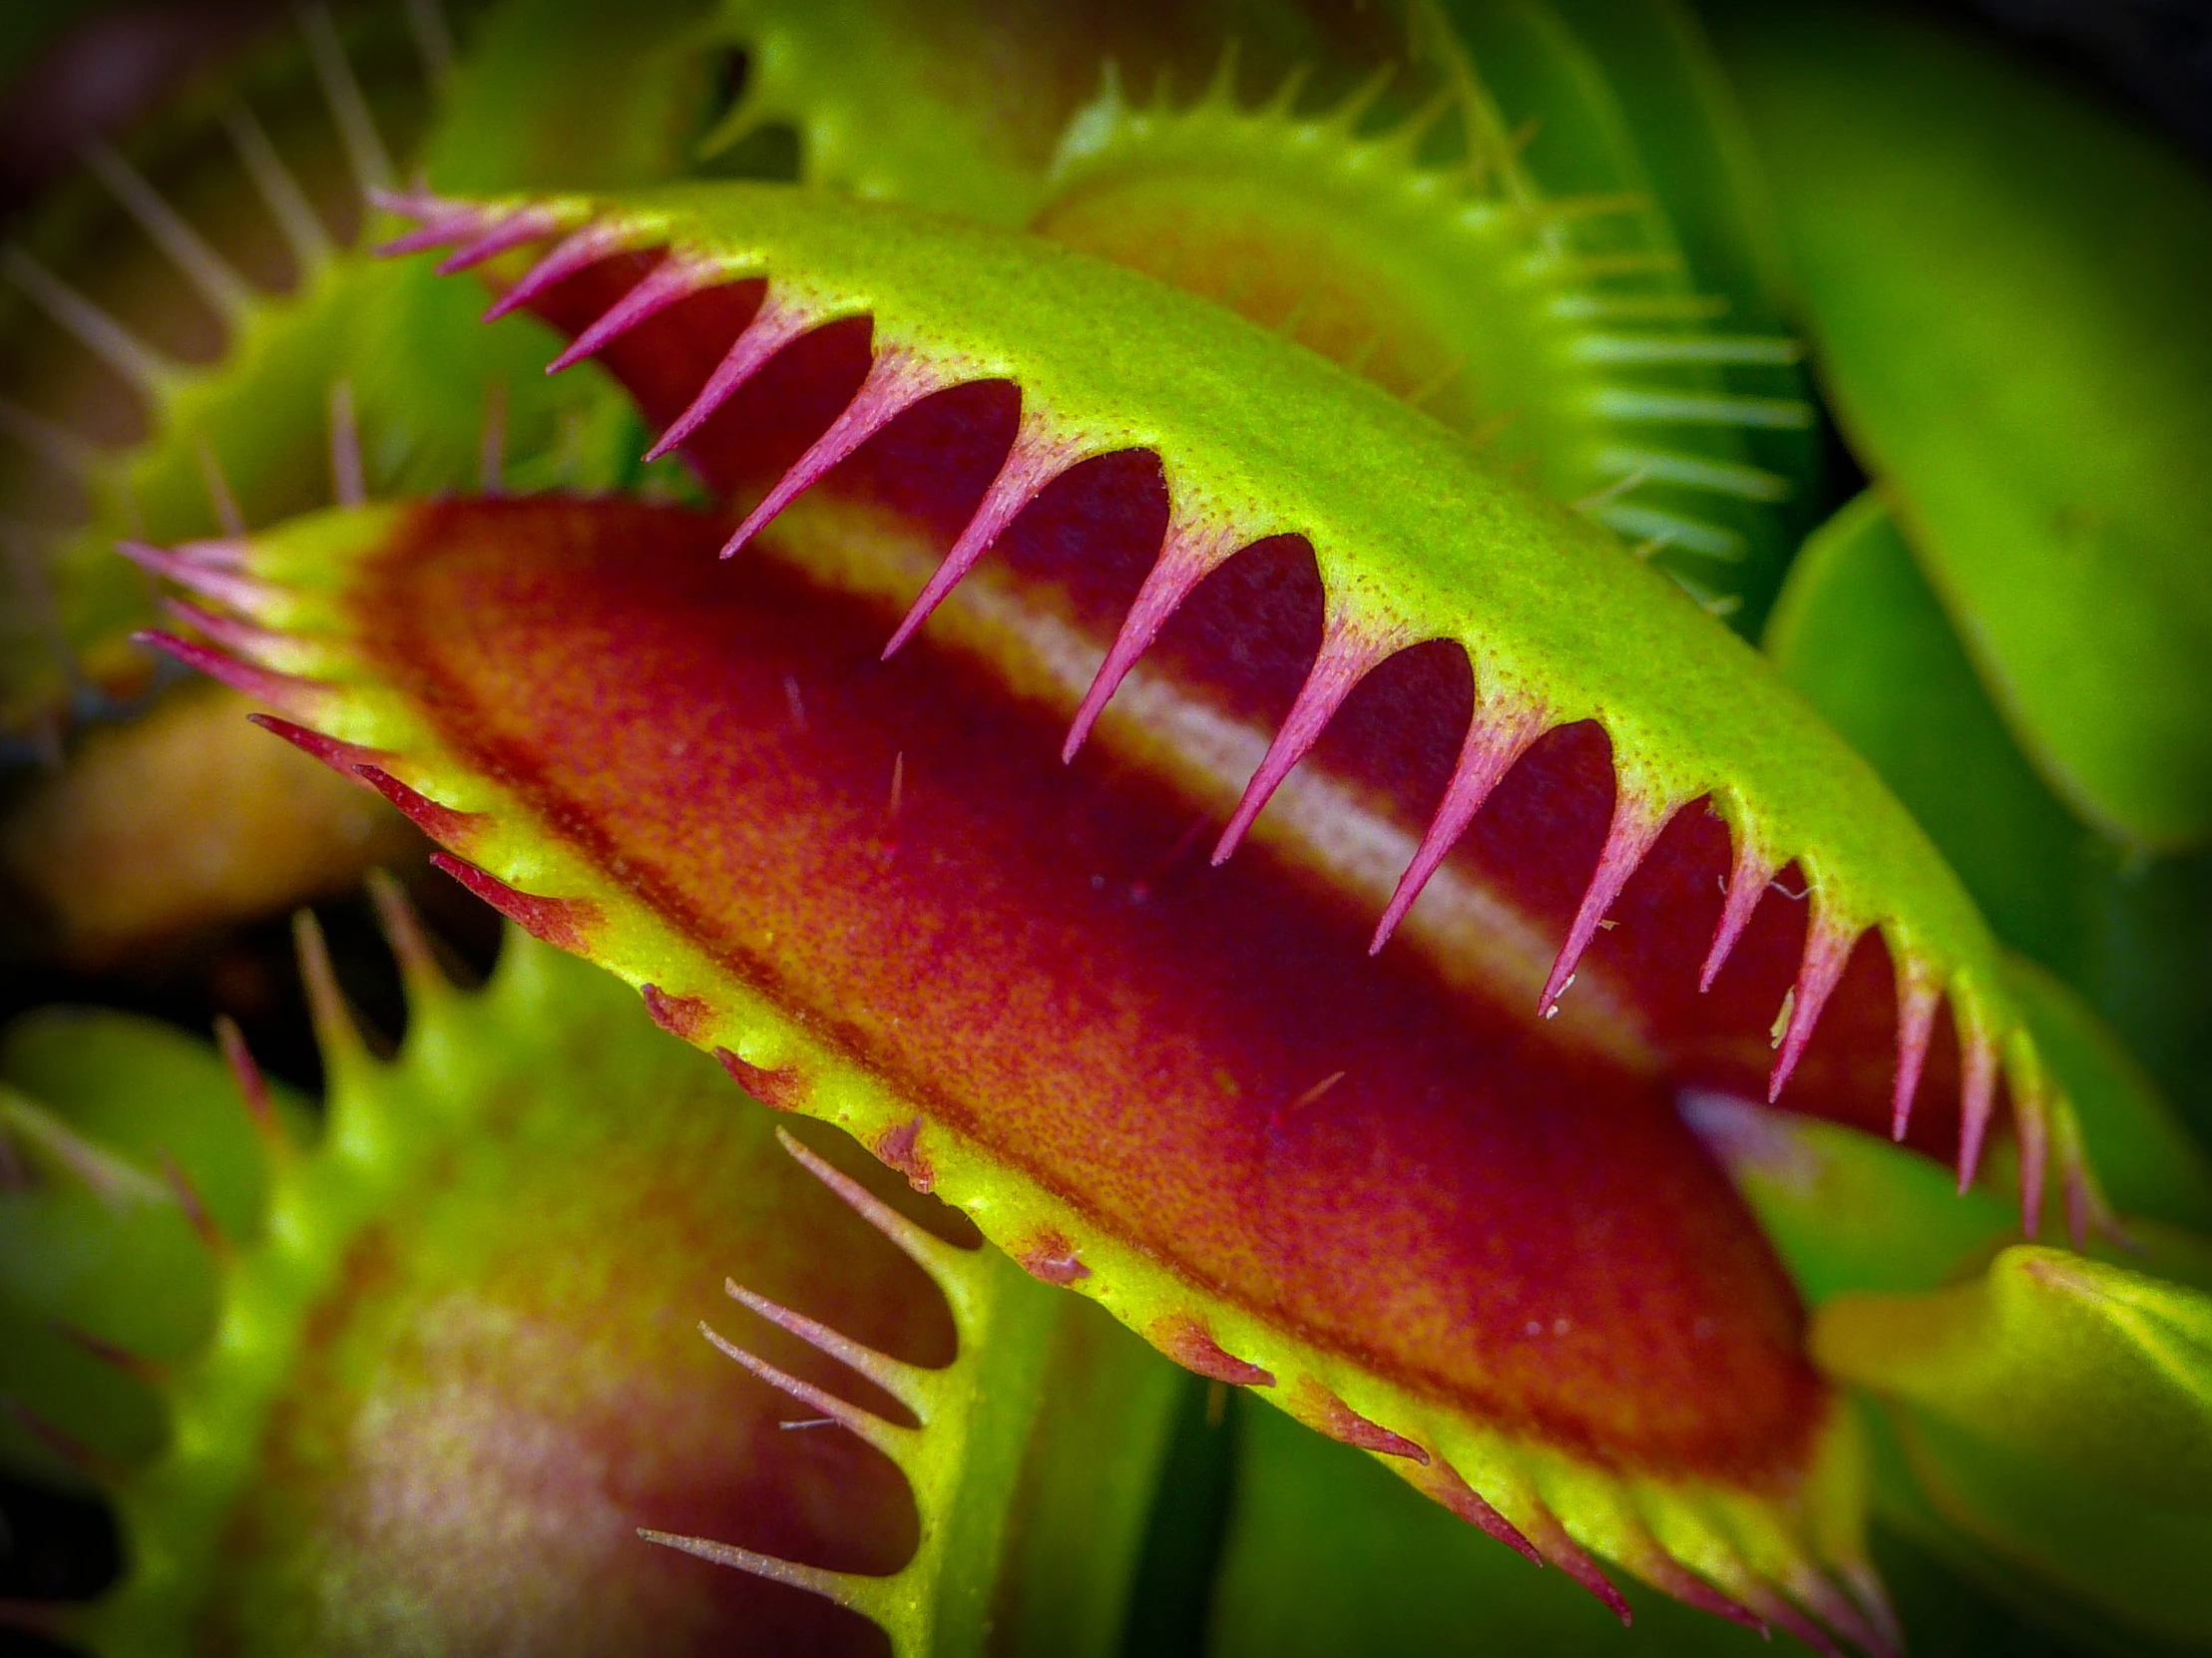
0,880 -> 1178,1656
4,1 -> 2210,1652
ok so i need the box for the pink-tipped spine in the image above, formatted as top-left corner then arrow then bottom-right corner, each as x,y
117,540 -> 282,618
1416,1458 -> 1543,1566
246,712 -> 385,776
215,1015 -> 284,1150
724,1281 -> 912,1404
1520,1503 -> 1634,1627
1626,1550 -> 1767,1640
371,194 -> 488,257
1539,787 -> 1674,1016
134,629 -> 324,716
1372,699 -> 1546,953
353,763 -> 487,845
883,412 -> 1084,658
1891,961 -> 1942,1141
645,290 -> 819,461
696,1324 -> 894,1450
481,218 -> 639,322
434,205 -> 563,274
1768,906 -> 1862,1102
1956,1022 -> 1998,1192
546,252 -> 725,373
2013,1074 -> 2049,1239
1214,619 -> 1398,864
718,346 -> 953,558
1700,832 -> 1778,992
636,1530 -> 857,1606
162,599 -> 289,669
1064,509 -> 1245,762
1729,1578 -> 1846,1658
1790,1567 -> 1900,1658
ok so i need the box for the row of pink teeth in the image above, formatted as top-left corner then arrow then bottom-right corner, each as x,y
138,187 -> 2083,1242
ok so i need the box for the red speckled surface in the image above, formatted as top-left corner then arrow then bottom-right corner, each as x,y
352,496 -> 1833,1487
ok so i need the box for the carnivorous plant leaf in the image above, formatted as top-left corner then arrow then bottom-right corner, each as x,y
132,167 -> 2137,1643
1,893 -> 1174,1656
1710,0 -> 2212,850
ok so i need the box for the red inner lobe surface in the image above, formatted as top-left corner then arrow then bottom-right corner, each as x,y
523,249 -> 1971,1164
207,1025 -> 934,1657
352,497 -> 1828,1487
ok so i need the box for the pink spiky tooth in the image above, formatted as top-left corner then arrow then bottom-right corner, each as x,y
1624,1547 -> 1767,1641
215,1015 -> 286,1152
1538,786 -> 1677,1018
1063,506 -> 1248,762
434,205 -> 566,274
1839,1560 -> 1906,1658
723,1280 -> 917,1404
1955,1018 -> 1999,1193
1411,1458 -> 1544,1566
1768,906 -> 1864,1103
696,1322 -> 897,1449
1150,1314 -> 1276,1388
161,599 -> 288,669
1518,1502 -> 1634,1626
1289,1378 -> 1429,1464
246,712 -> 387,777
1213,617 -> 1402,865
644,290 -> 824,462
481,217 -> 643,322
718,345 -> 961,559
546,251 -> 729,373
2062,1142 -> 2111,1251
352,763 -> 489,846
428,852 -> 598,953
882,411 -> 1089,658
1700,831 -> 1780,992
1727,1575 -> 1848,1658
636,1528 -> 857,1605
369,190 -> 489,256
2011,1063 -> 2050,1240
176,540 -> 251,571
1787,1565 -> 1900,1658
133,629 -> 324,716
1890,959 -> 1942,1141
117,540 -> 282,618
1371,697 -> 1548,954
366,183 -> 464,222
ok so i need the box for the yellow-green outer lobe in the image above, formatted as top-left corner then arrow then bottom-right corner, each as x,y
515,177 -> 2002,1065
1712,0 -> 2212,851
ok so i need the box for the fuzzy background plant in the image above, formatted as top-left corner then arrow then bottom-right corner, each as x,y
0,2 -> 2207,1655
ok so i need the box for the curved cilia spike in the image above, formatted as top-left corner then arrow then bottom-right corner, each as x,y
0,0 -> 715,740
1030,19 -> 1811,611
0,880 -> 1173,1656
390,178 -> 2078,1206
123,185 -> 2115,1648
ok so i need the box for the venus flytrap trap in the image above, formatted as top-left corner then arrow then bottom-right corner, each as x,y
122,158 -> 2136,1646
5,1 -> 2212,1653
0,876 -> 1177,1655
0,0 -> 733,966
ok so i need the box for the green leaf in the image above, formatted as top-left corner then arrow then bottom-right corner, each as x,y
1712,0 -> 2212,849
0,1088 -> 220,1363
2,1007 -> 311,1246
2002,954 -> 2212,1232
1765,492 -> 2087,972
1814,1247 -> 2212,1509
1208,1400 -> 1818,1656
1682,1094 -> 2019,1309
1864,1397 -> 2212,1653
